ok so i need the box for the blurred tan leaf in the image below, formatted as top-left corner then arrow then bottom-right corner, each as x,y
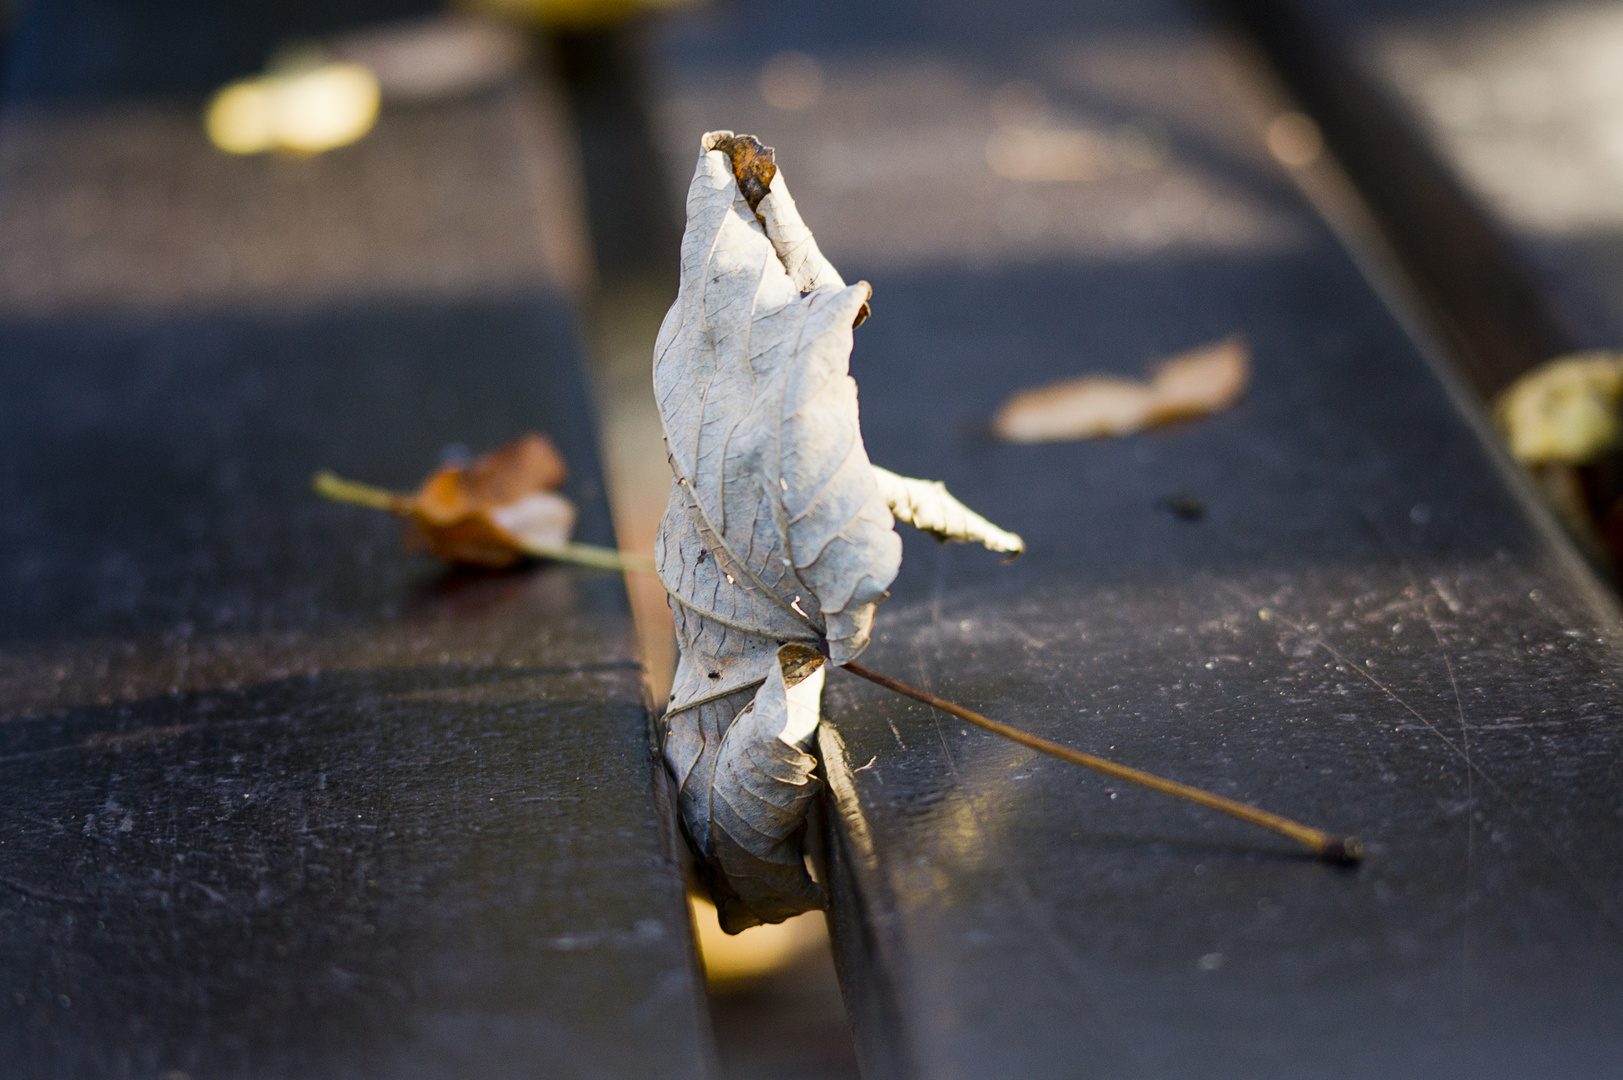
992,335 -> 1250,443
873,466 -> 1024,552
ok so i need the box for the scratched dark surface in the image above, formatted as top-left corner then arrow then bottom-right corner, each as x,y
649,0 -> 1623,1076
1232,0 -> 1623,398
0,5 -> 715,1078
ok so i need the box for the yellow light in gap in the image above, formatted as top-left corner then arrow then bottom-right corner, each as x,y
687,893 -> 825,985
206,62 -> 381,156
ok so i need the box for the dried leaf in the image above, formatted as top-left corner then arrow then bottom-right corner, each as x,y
1494,351 -> 1623,465
313,433 -> 654,573
1142,336 -> 1250,424
406,434 -> 573,568
992,336 -> 1250,443
709,644 -> 828,924
656,131 -> 1022,931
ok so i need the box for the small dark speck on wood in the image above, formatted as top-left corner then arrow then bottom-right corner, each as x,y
1159,492 -> 1206,521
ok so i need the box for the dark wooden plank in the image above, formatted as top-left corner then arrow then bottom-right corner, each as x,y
646,1 -> 1623,1076
1231,0 -> 1623,398
0,8 -> 716,1078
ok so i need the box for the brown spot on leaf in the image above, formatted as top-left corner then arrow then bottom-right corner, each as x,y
712,133 -> 778,215
713,131 -> 872,329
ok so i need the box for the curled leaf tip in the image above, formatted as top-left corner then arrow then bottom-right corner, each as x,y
710,131 -> 777,214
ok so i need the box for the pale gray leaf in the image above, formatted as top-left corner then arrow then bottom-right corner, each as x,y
655,131 -> 1021,930
709,643 -> 828,928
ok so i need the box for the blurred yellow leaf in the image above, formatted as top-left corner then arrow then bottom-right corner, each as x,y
687,893 -> 826,986
1495,351 -> 1623,465
207,61 -> 380,156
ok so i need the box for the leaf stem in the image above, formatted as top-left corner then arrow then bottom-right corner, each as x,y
838,661 -> 1363,865
517,541 -> 658,574
311,470 -> 658,574
312,470 -> 403,511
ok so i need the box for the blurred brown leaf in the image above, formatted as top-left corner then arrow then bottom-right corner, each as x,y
992,336 -> 1250,443
404,434 -> 574,568
314,433 -> 575,569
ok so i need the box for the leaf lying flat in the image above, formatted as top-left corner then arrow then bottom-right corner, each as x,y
655,131 -> 1023,930
992,335 -> 1250,443
406,434 -> 574,567
313,434 -> 654,572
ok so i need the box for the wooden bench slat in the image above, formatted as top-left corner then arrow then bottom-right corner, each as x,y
1235,0 -> 1623,398
0,6 -> 717,1076
646,1 -> 1623,1076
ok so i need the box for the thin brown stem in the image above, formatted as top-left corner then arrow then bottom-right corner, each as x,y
839,661 -> 1363,865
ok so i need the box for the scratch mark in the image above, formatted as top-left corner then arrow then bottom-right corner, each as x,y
1223,580 -> 1623,938
1430,577 -> 1463,614
882,709 -> 908,751
987,614 -> 1048,651
1423,592 -> 1474,1019
81,723 -> 197,751
0,876 -> 81,905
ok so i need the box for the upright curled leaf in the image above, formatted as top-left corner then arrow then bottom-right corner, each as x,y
655,132 -> 1022,931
